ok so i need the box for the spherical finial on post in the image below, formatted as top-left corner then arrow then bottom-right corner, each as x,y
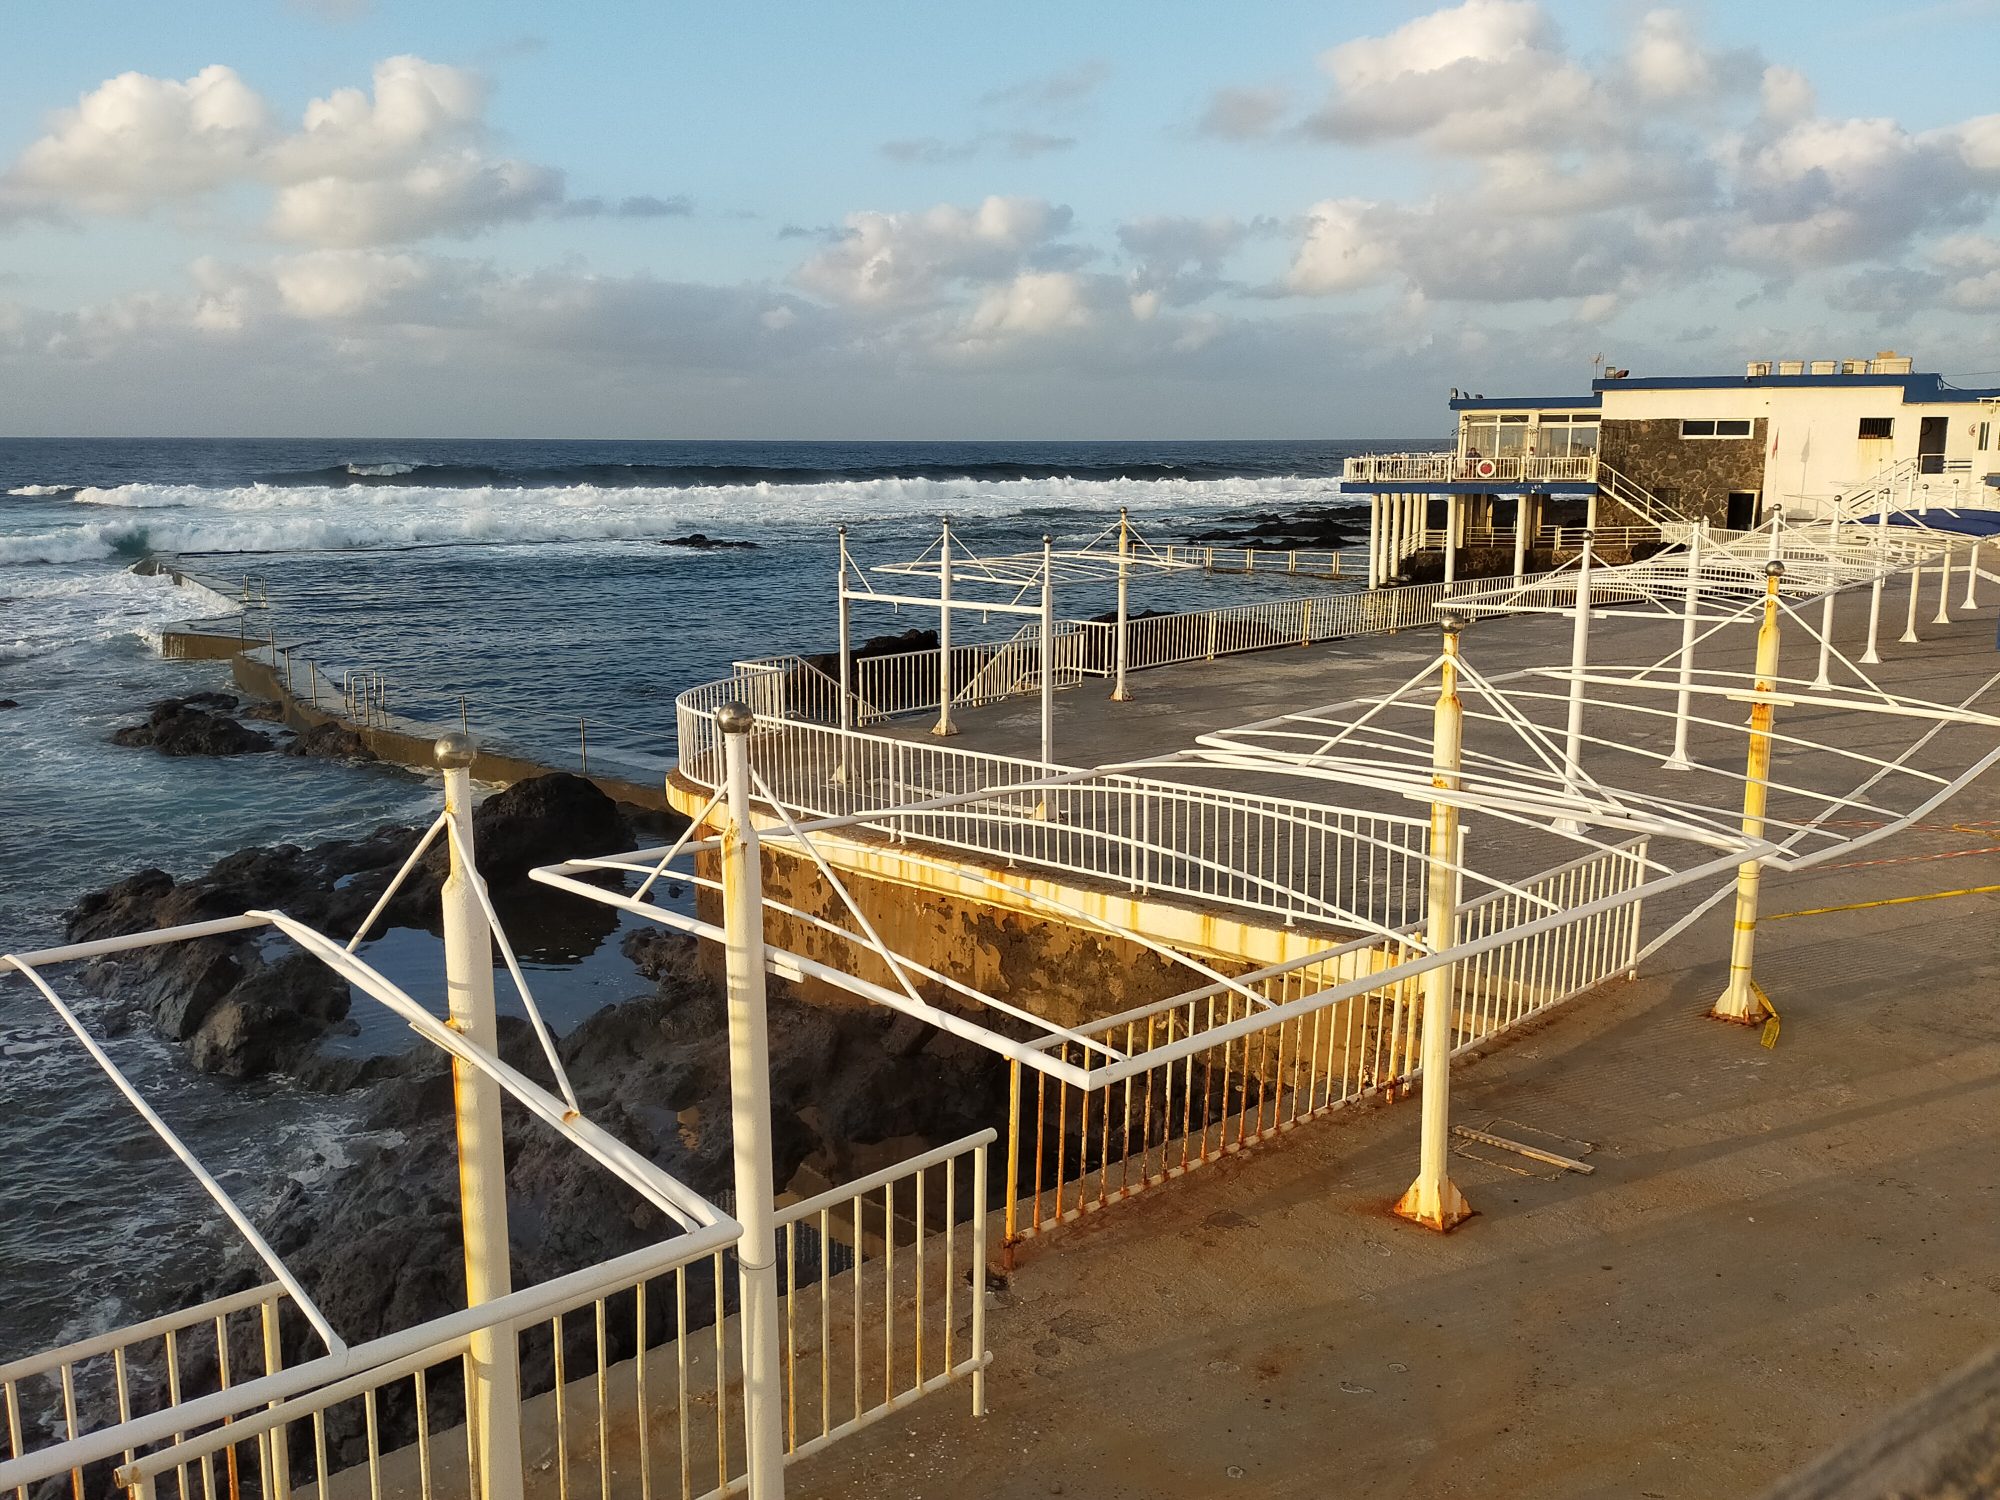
434,730 -> 477,769
1765,560 -> 1786,579
716,701 -> 756,736
1437,609 -> 1469,635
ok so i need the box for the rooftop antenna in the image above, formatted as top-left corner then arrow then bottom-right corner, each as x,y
1592,352 -> 1604,382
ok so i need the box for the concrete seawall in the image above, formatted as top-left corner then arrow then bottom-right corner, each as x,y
160,620 -> 673,811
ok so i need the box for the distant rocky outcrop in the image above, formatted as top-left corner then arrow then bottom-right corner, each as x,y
282,720 -> 376,763
1184,504 -> 1357,551
110,693 -> 274,756
658,533 -> 759,549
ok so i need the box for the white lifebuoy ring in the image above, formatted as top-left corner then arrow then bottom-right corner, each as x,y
1474,458 -> 1497,479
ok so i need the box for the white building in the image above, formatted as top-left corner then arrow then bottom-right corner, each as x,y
1344,351 -> 2000,585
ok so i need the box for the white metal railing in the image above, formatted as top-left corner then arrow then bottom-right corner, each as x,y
1003,838 -> 1649,1246
1153,545 -> 1352,577
674,706 -> 1431,933
105,1134 -> 991,1500
716,576 -> 1471,742
1,1282 -> 297,1500
1342,452 -> 1598,486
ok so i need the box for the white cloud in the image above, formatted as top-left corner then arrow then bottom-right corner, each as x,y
963,271 -> 1092,338
1758,65 -> 1815,125
5,65 -> 271,214
1285,200 -> 1398,295
793,196 -> 1074,308
269,55 -> 487,180
2,54 -> 572,245
1624,9 -> 1760,104
1302,0 -> 1609,154
270,156 -> 563,246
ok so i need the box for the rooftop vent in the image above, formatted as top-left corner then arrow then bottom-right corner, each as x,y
1871,350 -> 1913,374
1747,360 -> 1772,377
1842,359 -> 1868,374
1778,360 -> 1805,375
1810,359 -> 1837,375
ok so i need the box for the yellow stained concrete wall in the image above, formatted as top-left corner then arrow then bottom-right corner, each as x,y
666,773 -> 1385,1030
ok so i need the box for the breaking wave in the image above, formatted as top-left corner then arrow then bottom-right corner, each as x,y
252,455 -> 1327,490
6,484 -> 77,497
5,473 -> 1357,564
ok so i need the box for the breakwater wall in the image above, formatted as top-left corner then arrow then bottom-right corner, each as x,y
156,616 -> 673,811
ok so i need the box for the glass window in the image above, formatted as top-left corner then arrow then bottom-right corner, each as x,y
1682,419 -> 1716,437
1682,419 -> 1751,439
1460,416 -> 1500,457
1858,417 -> 1894,439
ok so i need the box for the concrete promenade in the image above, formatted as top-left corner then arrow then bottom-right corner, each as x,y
793,589 -> 2000,1497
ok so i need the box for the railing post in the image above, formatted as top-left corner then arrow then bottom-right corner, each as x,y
1962,540 -> 1982,611
1554,533 -> 1594,834
1900,557 -> 1923,644
1112,508 -> 1134,702
837,527 -> 854,733
716,704 -> 788,1500
1862,498 -> 1888,664
435,732 -> 526,1500
934,518 -> 958,737
1442,493 -> 1458,587
1395,612 -> 1472,1233
259,1300 -> 291,1500
1811,577 -> 1837,691
1711,564 -> 1785,1029
1512,493 -> 1529,584
1933,550 -> 1954,626
1003,1059 -> 1021,1271
1664,527 -> 1700,771
1368,497 -> 1382,590
971,1141 -> 989,1416
1039,535 -> 1055,767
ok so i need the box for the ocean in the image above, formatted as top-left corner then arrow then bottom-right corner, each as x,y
0,435 -> 1394,1356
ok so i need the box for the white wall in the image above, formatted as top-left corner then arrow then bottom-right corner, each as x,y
1599,384 -> 2000,517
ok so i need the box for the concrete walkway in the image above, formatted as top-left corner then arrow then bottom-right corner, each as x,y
790,590 -> 2000,1498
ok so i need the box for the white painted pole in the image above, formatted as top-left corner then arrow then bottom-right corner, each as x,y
435,732 -> 525,1500
1862,496 -> 1887,665
1900,558 -> 1922,644
1933,549 -> 1954,626
933,518 -> 956,737
1112,507 -> 1133,701
1962,540 -> 1982,611
1711,564 -> 1785,1028
1443,494 -> 1458,587
1368,497 -> 1382,590
1395,612 -> 1472,1233
715,703 -> 788,1500
1811,581 -> 1836,691
1511,494 -> 1529,584
1555,534 -> 1594,833
1766,505 -> 1783,562
1040,534 -> 1055,767
836,527 -> 853,732
1664,527 -> 1701,771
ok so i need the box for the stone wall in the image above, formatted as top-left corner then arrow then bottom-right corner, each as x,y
1598,418 -> 1769,526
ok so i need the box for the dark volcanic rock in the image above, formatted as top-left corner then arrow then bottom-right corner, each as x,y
1184,504 -> 1357,551
65,775 -> 640,1080
189,953 -> 352,1077
451,772 -> 626,887
0,698 -> 18,709
111,697 -> 273,756
241,700 -> 287,722
283,720 -> 377,763
658,532 -> 759,549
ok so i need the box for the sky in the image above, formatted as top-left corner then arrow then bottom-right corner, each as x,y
3,0 -> 2000,439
